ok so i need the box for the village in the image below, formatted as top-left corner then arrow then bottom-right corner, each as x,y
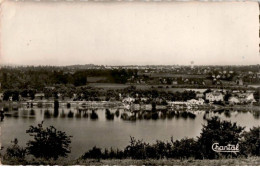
0,87 -> 258,111
0,65 -> 259,113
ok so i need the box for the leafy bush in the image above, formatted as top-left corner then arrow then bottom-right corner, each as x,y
5,138 -> 26,159
26,122 -> 72,160
82,146 -> 102,160
197,116 -> 245,159
171,138 -> 199,159
240,126 -> 260,156
124,136 -> 147,159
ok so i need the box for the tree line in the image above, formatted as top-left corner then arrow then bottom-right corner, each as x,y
0,68 -> 137,90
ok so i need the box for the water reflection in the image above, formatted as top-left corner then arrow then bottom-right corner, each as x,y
0,105 -> 259,122
105,109 -> 114,120
30,109 -> 35,116
68,110 -> 74,118
83,112 -> 88,118
115,109 -> 120,118
90,110 -> 98,120
54,108 -> 59,118
60,109 -> 66,118
0,104 -> 259,159
44,110 -> 51,118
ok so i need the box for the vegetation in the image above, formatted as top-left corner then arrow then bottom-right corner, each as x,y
79,117 -> 254,160
26,122 -> 72,160
197,116 -> 244,159
240,126 -> 260,156
0,67 -> 137,90
5,138 -> 26,160
1,118 -> 259,165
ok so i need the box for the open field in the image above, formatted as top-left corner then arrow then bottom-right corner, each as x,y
86,83 -> 190,92
86,83 -> 259,92
2,157 -> 259,166
150,73 -> 207,79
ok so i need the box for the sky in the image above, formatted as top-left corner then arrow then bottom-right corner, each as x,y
0,1 -> 259,66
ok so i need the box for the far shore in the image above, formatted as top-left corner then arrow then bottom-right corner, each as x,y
0,100 -> 259,112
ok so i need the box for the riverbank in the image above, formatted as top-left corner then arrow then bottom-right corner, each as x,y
1,101 -> 259,114
223,105 -> 260,112
1,157 -> 259,166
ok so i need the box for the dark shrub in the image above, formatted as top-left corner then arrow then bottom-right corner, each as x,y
5,138 -> 26,159
124,137 -> 147,159
240,126 -> 260,156
145,144 -> 158,159
197,116 -> 244,159
26,122 -> 72,160
82,146 -> 102,160
171,138 -> 199,159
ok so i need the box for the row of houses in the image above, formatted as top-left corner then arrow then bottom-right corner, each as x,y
0,89 -> 257,105
167,98 -> 205,107
205,91 -> 256,104
228,93 -> 256,104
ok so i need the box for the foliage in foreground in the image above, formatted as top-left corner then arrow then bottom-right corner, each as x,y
26,122 -> 72,160
81,117 -> 259,160
1,117 -> 259,165
1,122 -> 72,162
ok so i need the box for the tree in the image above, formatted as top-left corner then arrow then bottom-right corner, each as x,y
197,117 -> 245,159
240,126 -> 260,156
224,92 -> 232,102
253,88 -> 260,103
26,122 -> 72,160
82,146 -> 102,160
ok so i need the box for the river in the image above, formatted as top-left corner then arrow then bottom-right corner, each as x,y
0,105 -> 259,159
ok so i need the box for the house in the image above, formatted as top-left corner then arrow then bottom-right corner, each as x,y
122,97 -> 135,104
187,98 -> 205,105
172,81 -> 178,85
205,92 -> 224,102
141,97 -> 148,102
236,79 -> 243,86
257,72 -> 260,78
229,93 -> 256,104
237,93 -> 256,103
35,93 -> 45,100
167,101 -> 189,106
228,96 -> 240,104
44,86 -> 55,90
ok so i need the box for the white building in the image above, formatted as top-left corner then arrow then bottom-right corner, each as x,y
122,97 -> 135,104
167,101 -> 188,106
237,93 -> 256,103
35,93 -> 45,100
205,92 -> 224,102
229,93 -> 256,104
187,98 -> 205,105
228,97 -> 240,104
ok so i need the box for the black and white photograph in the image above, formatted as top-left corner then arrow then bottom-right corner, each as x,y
0,0 -> 259,166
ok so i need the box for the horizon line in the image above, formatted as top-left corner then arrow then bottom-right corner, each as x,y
0,63 -> 260,67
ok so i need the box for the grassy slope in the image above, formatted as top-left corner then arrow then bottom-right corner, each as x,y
2,157 -> 259,166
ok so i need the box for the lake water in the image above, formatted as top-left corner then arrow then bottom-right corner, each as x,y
0,106 -> 259,159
